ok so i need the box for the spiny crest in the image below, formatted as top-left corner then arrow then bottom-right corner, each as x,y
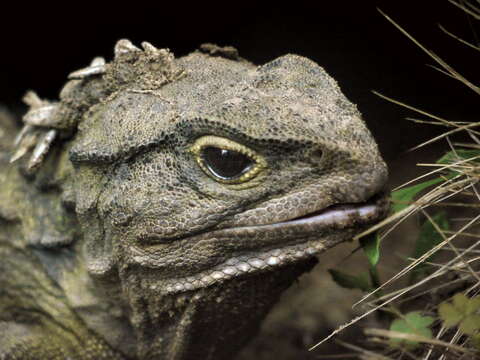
10,39 -> 185,172
105,40 -> 185,89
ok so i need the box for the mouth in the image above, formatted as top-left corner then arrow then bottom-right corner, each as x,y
236,192 -> 389,232
153,192 -> 389,295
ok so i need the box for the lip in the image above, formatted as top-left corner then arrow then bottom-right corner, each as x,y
221,192 -> 389,234
143,193 -> 390,295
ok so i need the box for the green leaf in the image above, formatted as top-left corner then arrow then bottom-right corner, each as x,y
391,177 -> 446,213
436,149 -> 480,165
466,296 -> 480,315
390,149 -> 479,215
360,232 -> 381,267
412,212 -> 449,259
389,311 -> 434,349
438,302 -> 463,327
459,315 -> 480,335
369,264 -> 381,290
410,212 -> 449,282
436,149 -> 480,178
453,293 -> 470,310
328,269 -> 371,292
471,333 -> 480,350
439,294 -> 480,334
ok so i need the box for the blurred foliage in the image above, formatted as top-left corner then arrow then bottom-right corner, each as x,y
327,269 -> 372,292
389,311 -> 434,349
439,293 -> 480,336
409,211 -> 449,282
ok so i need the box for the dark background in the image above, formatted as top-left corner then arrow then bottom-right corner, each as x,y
1,1 -> 478,159
1,2 -> 477,357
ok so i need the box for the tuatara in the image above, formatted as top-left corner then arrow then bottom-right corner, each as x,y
0,40 -> 388,360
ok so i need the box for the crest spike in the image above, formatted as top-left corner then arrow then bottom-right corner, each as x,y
22,91 -> 44,108
141,41 -> 158,54
10,131 -> 38,163
90,57 -> 106,66
114,39 -> 140,58
23,104 -> 58,127
27,129 -> 57,170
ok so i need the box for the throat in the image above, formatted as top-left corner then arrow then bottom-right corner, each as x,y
122,258 -> 317,360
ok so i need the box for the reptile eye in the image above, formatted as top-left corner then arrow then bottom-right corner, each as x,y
201,147 -> 254,180
190,135 -> 267,184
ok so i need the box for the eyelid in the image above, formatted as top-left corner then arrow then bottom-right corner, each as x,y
190,135 -> 268,184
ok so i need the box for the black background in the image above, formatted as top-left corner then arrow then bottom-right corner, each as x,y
1,1 -> 478,159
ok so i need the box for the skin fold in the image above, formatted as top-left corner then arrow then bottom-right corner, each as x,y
0,41 -> 388,360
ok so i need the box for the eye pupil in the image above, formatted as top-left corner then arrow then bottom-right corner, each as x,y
202,147 -> 254,180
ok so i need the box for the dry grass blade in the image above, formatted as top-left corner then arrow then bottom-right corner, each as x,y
377,8 -> 480,95
314,5 -> 480,358
372,91 -> 453,125
409,122 -> 480,152
408,256 -> 480,273
372,91 -> 480,151
439,24 -> 480,52
310,228 -> 479,352
443,230 -> 480,239
449,0 -> 480,19
426,63 -> 463,83
335,339 -> 394,360
370,274 -> 473,307
424,326 -> 447,360
364,215 -> 480,306
453,142 -> 480,149
407,117 -> 471,127
353,210 -> 480,307
354,176 -> 471,242
422,210 -> 480,282
364,329 -> 478,355
315,352 -> 358,359
463,0 -> 480,12
393,154 -> 479,192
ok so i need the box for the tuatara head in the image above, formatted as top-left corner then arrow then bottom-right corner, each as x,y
9,41 -> 388,359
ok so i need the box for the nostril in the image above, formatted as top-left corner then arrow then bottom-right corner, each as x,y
310,148 -> 323,163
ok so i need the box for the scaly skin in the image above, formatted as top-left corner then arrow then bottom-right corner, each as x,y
0,41 -> 388,359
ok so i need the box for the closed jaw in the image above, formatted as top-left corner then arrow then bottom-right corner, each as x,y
151,193 -> 389,295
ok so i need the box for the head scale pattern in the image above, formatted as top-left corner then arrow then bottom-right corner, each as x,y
10,39 -> 184,172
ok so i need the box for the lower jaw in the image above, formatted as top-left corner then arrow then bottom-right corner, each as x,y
159,227 -> 359,295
